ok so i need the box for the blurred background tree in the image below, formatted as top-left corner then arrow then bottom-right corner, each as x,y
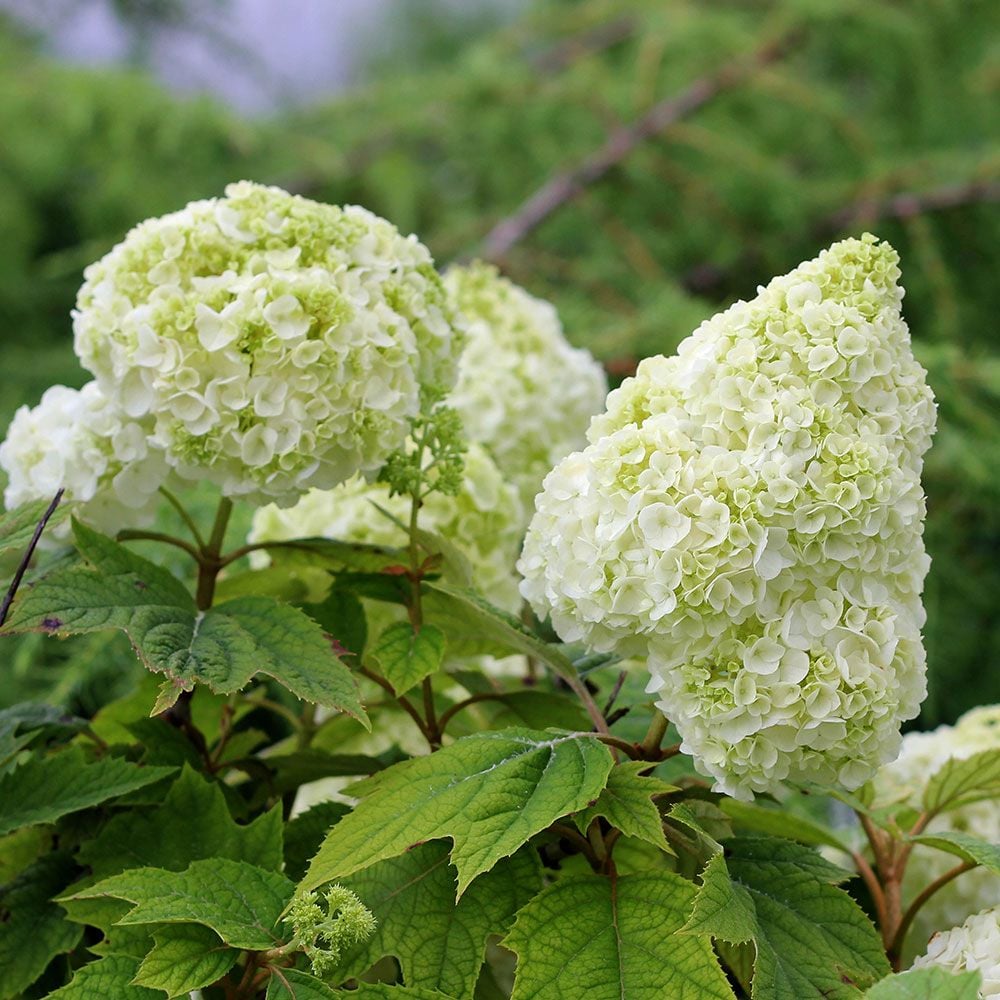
0,0 -> 997,724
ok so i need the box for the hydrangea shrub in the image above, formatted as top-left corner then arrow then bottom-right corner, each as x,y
0,197 -> 994,1000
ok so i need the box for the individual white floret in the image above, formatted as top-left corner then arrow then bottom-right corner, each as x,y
519,234 -> 936,798
912,906 -> 1000,997
250,443 -> 524,611
72,181 -> 462,506
0,381 -> 167,536
873,706 -> 1000,951
445,262 -> 607,511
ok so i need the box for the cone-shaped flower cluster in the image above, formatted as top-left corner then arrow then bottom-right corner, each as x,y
873,705 -> 1000,947
445,262 -> 607,511
2,182 -> 461,519
912,906 -> 1000,997
250,442 -> 525,611
519,235 -> 936,798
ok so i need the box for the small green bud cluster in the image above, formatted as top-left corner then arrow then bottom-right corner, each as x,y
286,885 -> 377,979
379,403 -> 467,501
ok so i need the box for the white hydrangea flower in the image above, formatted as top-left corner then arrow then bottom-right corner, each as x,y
445,262 -> 607,510
874,706 -> 1000,951
912,905 -> 1000,997
0,381 -> 167,535
73,181 -> 462,505
519,234 -> 936,798
249,443 -> 524,611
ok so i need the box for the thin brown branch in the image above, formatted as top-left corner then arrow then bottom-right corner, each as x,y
359,665 -> 433,744
889,859 -> 976,967
481,31 -> 796,260
530,16 -> 635,74
825,178 -> 1000,232
852,849 -> 890,940
678,176 -> 1000,300
0,489 -> 64,627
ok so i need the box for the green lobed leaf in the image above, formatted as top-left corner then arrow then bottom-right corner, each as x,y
865,967 -> 982,999
301,728 -> 613,896
574,761 -> 676,851
923,749 -> 1000,814
266,749 -> 404,796
908,829 -> 1000,873
266,968 -> 339,1000
133,923 -> 240,997
300,587 -> 368,659
370,621 -> 446,695
77,764 -> 284,880
283,801 -> 350,883
683,838 -> 889,999
422,581 -> 574,674
505,871 -> 735,1000
62,858 -> 294,950
2,522 -> 367,724
0,852 -> 82,1000
333,842 -> 542,997
720,798 -> 851,853
0,746 -> 175,837
469,690 -> 591,732
0,497 -> 71,556
265,971 -> 457,1000
47,955 -> 164,999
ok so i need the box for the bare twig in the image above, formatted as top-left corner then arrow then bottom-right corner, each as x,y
0,490 -> 64,628
825,178 -> 1000,232
481,32 -> 795,259
889,858 -> 976,967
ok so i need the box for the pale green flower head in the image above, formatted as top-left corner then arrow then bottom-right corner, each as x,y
519,234 -> 936,798
445,262 -> 608,512
73,181 -> 462,505
251,441 -> 525,611
912,905 -> 1000,996
0,381 -> 167,536
872,706 -> 1000,953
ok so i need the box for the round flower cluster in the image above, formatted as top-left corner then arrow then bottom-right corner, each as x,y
445,262 -> 607,510
874,705 -> 1000,950
71,181 -> 461,505
519,234 -> 936,798
249,443 -> 525,611
0,381 -> 167,535
912,906 -> 1000,997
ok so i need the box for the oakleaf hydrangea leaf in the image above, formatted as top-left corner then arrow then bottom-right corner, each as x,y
47,955 -> 162,1000
683,838 -> 889,999
422,581 -> 575,676
62,858 -> 294,950
720,798 -> 851,853
133,924 -> 239,997
301,728 -> 613,896
504,871 -> 735,1000
0,747 -> 174,836
865,967 -> 982,999
0,497 -> 70,556
2,522 -> 367,724
265,972 -> 456,1000
908,830 -> 1000,874
78,764 -> 283,879
0,853 -> 82,1000
574,760 -> 676,850
923,749 -> 1000,814
332,842 -> 541,996
370,621 -> 446,695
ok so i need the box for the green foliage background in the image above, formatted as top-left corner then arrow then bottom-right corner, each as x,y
1,0 -> 998,724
